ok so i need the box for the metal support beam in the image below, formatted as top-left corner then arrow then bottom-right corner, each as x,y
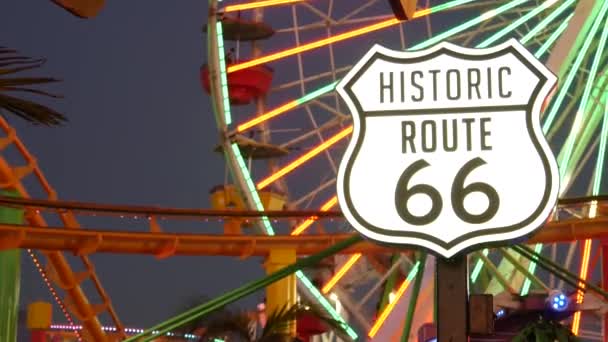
1,216 -> 608,256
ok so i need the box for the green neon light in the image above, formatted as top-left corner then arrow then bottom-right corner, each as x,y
520,0 -> 576,45
295,81 -> 339,106
520,243 -> 543,295
534,14 -> 574,58
471,23 -> 570,287
470,249 -> 489,283
405,260 -> 421,281
543,0 -> 608,134
295,271 -> 359,339
593,96 -> 608,194
479,0 -> 561,48
412,0 -> 529,50
561,81 -> 608,182
230,143 -> 275,235
216,22 -> 232,126
427,0 -> 477,13
558,6 -> 608,182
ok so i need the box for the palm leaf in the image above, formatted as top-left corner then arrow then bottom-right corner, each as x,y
0,86 -> 61,98
0,77 -> 60,87
260,303 -> 349,342
0,47 -> 66,126
202,311 -> 253,342
0,93 -> 66,125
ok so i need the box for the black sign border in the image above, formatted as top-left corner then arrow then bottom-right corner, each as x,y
340,43 -> 557,252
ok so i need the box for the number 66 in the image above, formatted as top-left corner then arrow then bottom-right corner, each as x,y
394,157 -> 500,225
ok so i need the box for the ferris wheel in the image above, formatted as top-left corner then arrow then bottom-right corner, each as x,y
205,0 -> 608,340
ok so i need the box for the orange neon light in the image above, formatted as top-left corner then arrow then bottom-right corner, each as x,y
572,238 -> 593,335
291,196 -> 338,236
322,253 -> 362,293
227,9 -> 432,73
257,127 -> 353,189
228,19 -> 400,73
224,0 -> 302,12
238,100 -> 298,132
369,277 -> 413,337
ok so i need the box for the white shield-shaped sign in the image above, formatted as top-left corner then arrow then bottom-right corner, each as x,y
336,39 -> 559,258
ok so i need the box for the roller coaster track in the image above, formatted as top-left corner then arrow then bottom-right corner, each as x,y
0,117 -> 123,341
0,196 -> 606,257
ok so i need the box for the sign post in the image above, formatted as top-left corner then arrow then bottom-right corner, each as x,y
335,39 -> 559,341
436,256 -> 468,341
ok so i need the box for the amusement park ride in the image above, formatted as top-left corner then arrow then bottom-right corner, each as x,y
2,0 -> 608,341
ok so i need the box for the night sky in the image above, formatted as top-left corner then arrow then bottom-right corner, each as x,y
2,0 -> 268,329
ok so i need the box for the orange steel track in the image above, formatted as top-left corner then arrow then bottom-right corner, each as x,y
1,217 -> 607,257
0,117 -> 122,341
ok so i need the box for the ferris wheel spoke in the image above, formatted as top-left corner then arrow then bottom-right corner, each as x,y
546,71 -> 591,140
298,2 -> 338,25
291,196 -> 338,235
558,8 -> 608,188
563,88 -> 608,183
257,126 -> 353,190
337,0 -> 383,24
237,82 -> 338,133
322,254 -> 363,294
592,94 -> 608,195
543,2 -> 608,134
228,18 -> 401,73
291,178 -> 336,208
270,67 -> 349,92
450,21 -> 507,44
478,0 -> 561,47
280,116 -> 349,149
222,0 -> 303,13
441,0 -> 509,12
274,16 -> 398,34
532,17 -> 573,58
413,0 -> 531,50
228,0 -> 475,73
368,261 -> 421,338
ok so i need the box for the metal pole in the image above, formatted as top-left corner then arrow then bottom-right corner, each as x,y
602,244 -> 608,342
436,255 -> 468,342
0,190 -> 23,342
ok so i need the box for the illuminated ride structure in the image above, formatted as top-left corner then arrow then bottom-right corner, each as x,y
0,0 -> 608,341
203,0 -> 608,340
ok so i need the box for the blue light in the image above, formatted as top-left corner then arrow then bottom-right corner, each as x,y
496,309 -> 506,318
548,291 -> 569,312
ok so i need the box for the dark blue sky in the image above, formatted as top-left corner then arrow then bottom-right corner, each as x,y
2,0 -> 267,328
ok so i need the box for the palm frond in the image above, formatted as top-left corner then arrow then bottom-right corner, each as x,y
260,303 -> 348,342
0,93 -> 66,125
0,77 -> 60,87
202,311 -> 253,342
0,86 -> 61,98
0,47 -> 66,126
513,318 -> 580,342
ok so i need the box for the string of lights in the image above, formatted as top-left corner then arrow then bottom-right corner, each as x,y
27,249 -> 83,342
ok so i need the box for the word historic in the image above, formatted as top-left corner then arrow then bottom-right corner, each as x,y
379,67 -> 512,103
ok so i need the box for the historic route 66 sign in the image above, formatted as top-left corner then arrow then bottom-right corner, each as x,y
336,39 -> 559,258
